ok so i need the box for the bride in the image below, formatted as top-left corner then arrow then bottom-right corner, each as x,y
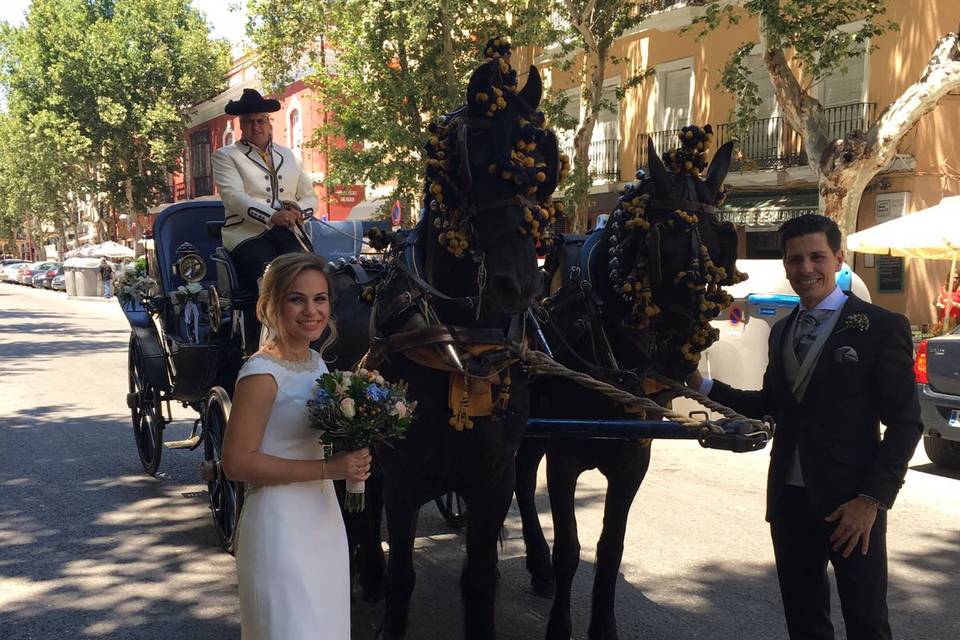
222,252 -> 371,639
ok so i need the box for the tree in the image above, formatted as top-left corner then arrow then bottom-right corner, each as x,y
0,0 -> 231,242
693,1 -> 960,242
545,1 -> 653,233
247,0 -> 554,222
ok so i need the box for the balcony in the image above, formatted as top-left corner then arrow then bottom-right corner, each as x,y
562,138 -> 621,183
639,0 -> 707,13
636,102 -> 876,173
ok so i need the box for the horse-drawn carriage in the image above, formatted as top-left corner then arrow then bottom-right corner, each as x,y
119,198 -> 385,549
118,39 -> 776,640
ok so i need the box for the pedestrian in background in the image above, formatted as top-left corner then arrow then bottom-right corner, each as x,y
99,258 -> 113,299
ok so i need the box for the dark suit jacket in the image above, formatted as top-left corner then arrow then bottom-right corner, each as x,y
709,293 -> 922,522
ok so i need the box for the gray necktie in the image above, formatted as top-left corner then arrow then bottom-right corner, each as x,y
794,309 -> 831,362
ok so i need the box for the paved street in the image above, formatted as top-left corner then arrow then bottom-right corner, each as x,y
1,282 -> 958,639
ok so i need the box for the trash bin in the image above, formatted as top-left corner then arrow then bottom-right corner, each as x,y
64,257 -> 103,297
64,268 -> 77,297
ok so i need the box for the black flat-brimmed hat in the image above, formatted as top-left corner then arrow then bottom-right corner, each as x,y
225,89 -> 281,115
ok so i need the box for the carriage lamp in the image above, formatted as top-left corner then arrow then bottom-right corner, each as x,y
173,242 -> 207,283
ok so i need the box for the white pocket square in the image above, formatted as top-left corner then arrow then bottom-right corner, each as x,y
834,346 -> 859,363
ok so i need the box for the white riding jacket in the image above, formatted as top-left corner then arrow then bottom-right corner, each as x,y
212,140 -> 318,251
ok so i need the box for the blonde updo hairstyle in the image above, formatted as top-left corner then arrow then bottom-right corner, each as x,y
256,252 -> 338,356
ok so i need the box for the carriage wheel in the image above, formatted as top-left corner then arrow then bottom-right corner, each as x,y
128,336 -> 163,476
434,491 -> 468,529
203,387 -> 244,553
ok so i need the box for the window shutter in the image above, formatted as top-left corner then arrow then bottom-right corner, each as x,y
823,45 -> 866,107
661,67 -> 692,130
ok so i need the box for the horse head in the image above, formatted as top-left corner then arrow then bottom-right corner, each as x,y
421,37 -> 566,317
592,125 -> 744,379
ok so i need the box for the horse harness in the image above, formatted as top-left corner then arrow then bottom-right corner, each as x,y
364,230 -> 526,431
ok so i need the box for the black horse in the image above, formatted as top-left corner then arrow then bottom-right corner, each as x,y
334,41 -> 565,640
516,127 -> 742,640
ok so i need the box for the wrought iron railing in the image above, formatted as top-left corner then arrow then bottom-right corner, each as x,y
637,102 -> 875,172
636,129 -> 682,169
823,101 -> 876,141
714,118 -> 805,171
639,0 -> 707,14
193,175 -> 213,197
562,138 -> 621,182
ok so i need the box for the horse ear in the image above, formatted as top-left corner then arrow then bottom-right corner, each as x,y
466,61 -> 493,115
539,130 -> 561,197
704,140 -> 735,201
517,66 -> 542,111
647,136 -> 670,194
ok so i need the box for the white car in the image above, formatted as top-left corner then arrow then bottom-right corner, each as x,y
1,262 -> 29,283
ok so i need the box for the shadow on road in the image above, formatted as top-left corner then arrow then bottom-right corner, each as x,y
0,404 -> 238,639
910,461 -> 960,481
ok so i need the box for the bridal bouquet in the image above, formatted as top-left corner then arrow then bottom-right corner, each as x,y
306,369 -> 416,511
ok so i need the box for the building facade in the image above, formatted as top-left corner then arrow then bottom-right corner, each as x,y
537,0 -> 960,324
150,53 -> 365,236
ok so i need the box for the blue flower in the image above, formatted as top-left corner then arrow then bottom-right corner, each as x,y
366,384 -> 390,403
312,388 -> 333,406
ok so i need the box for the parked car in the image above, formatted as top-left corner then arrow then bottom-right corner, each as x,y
1,262 -> 29,283
17,261 -> 59,286
914,331 -> 960,469
36,264 -> 63,289
50,273 -> 66,291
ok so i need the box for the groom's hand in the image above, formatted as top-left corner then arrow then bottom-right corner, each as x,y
825,497 -> 879,558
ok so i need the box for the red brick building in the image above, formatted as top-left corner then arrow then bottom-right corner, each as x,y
163,53 -> 364,222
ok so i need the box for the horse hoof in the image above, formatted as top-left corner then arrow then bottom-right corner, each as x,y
530,576 -> 555,598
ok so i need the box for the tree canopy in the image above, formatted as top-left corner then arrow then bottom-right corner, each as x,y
248,0 -> 557,221
0,0 -> 231,246
692,0 -> 960,241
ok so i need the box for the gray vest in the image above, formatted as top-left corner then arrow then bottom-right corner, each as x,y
781,306 -> 844,485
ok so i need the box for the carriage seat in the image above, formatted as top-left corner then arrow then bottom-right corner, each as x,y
212,247 -> 257,310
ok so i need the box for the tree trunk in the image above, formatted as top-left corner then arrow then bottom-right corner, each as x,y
438,1 -> 459,109
566,0 -> 605,234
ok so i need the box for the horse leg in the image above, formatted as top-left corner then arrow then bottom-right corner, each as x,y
515,439 -> 553,597
461,481 -> 514,640
544,451 -> 582,640
587,443 -> 650,640
381,498 -> 419,640
359,471 -> 386,602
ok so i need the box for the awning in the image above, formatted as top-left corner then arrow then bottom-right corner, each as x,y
347,199 -> 388,221
719,192 -> 819,229
847,195 -> 960,259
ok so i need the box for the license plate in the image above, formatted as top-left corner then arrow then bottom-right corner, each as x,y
950,409 -> 960,427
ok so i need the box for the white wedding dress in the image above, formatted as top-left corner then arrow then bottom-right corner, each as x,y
234,350 -> 350,640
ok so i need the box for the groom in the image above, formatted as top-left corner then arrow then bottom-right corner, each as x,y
689,214 -> 922,639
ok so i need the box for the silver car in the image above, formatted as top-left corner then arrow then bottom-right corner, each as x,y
915,331 -> 960,469
1,262 -> 28,283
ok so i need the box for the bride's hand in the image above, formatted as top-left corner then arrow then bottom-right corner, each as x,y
327,448 -> 372,482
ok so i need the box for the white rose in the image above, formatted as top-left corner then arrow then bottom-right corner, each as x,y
374,375 -> 385,385
340,397 -> 356,419
392,401 -> 408,419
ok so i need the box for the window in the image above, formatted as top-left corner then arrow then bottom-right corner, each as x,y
190,130 -> 213,196
821,41 -> 868,108
658,64 -> 693,131
559,82 -> 621,182
290,109 -> 303,158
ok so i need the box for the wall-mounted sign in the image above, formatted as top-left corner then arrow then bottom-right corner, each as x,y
875,191 -> 910,223
877,255 -> 904,293
331,185 -> 364,207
